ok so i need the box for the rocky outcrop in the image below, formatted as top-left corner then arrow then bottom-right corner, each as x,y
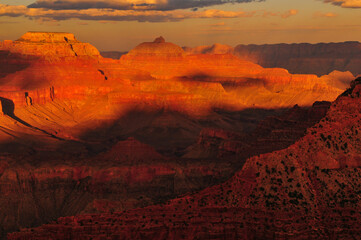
121,37 -> 263,79
9,78 -> 361,239
0,32 -> 100,60
18,32 -> 78,43
126,36 -> 185,58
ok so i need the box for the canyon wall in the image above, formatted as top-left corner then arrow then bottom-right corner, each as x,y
183,41 -> 361,76
9,78 -> 361,239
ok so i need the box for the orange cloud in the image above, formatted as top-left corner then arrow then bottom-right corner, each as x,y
263,9 -> 299,19
323,0 -> 361,8
314,12 -> 338,18
0,4 -> 259,22
281,9 -> 298,18
28,0 -> 262,11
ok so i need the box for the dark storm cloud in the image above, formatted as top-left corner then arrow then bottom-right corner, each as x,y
28,0 -> 264,11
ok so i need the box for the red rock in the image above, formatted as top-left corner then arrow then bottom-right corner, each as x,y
1,32 -> 359,239
9,78 -> 361,239
0,32 -> 100,59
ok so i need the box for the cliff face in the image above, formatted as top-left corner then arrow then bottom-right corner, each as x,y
233,41 -> 361,76
121,38 -> 263,79
184,41 -> 361,76
0,33 -> 345,111
9,78 -> 361,239
185,101 -> 331,160
0,32 -> 100,59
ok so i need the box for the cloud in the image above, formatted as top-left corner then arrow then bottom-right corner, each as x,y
323,0 -> 361,8
0,4 -> 298,22
28,0 -> 265,11
313,11 -> 338,17
35,17 -> 61,26
0,4 -> 257,22
281,9 -> 298,18
206,22 -> 234,31
0,4 -> 27,17
262,9 -> 298,18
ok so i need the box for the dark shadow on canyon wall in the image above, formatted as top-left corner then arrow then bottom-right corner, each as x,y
0,51 -> 33,79
0,97 -> 32,127
0,97 -> 64,141
0,103 -> 330,239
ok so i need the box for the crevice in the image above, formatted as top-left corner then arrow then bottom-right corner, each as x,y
98,69 -> 108,80
69,44 -> 78,56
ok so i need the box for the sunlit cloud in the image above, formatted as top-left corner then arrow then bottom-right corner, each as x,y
0,3 -> 300,22
323,0 -> 361,8
28,0 -> 265,10
0,4 -> 260,22
314,12 -> 338,17
263,9 -> 298,19
281,9 -> 298,18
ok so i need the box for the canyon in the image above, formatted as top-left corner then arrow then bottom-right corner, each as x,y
8,77 -> 361,239
0,32 -> 358,239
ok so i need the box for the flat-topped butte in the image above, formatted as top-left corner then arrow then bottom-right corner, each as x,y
17,32 -> 78,43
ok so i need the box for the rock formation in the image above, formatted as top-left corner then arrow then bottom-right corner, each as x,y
0,32 -> 100,59
0,33 -> 345,110
184,41 -> 361,76
0,32 -> 358,238
9,78 -> 361,239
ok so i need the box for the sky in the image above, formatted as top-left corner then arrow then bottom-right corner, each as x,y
0,0 -> 361,51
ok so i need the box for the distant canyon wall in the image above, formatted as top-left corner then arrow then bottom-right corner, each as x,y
182,41 -> 361,76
